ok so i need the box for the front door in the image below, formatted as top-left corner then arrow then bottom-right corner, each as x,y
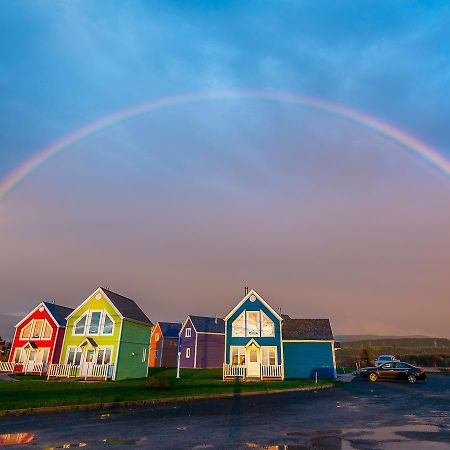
25,350 -> 36,373
80,348 -> 96,377
247,346 -> 260,377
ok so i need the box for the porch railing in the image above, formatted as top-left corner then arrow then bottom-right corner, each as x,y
47,364 -> 115,380
223,364 -> 246,378
0,362 -> 14,373
24,362 -> 48,375
261,364 -> 282,378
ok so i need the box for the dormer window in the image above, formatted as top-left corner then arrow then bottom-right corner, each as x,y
88,312 -> 101,335
102,313 -> 114,335
20,319 -> 53,340
73,311 -> 114,336
74,313 -> 88,335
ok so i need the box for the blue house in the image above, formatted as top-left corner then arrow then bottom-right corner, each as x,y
223,289 -> 337,380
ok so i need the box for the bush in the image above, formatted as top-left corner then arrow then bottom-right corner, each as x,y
145,377 -> 172,390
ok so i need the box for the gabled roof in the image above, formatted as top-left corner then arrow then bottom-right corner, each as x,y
282,318 -> 334,341
44,302 -> 74,327
189,316 -> 225,334
224,289 -> 283,322
15,302 -> 73,329
101,288 -> 153,326
157,322 -> 182,338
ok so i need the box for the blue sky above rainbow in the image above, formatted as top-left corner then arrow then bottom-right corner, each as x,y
0,1 -> 449,338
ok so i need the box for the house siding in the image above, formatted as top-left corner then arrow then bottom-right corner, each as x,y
115,320 -> 151,380
160,338 -> 179,367
225,297 -> 282,365
282,341 -> 336,379
179,318 -> 197,368
149,324 -> 163,367
196,333 -> 225,368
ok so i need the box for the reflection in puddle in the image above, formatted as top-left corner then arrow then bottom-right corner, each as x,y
0,434 -> 34,445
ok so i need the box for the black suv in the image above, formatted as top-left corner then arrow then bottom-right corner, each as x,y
359,362 -> 426,383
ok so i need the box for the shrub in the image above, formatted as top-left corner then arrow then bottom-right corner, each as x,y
145,377 -> 172,390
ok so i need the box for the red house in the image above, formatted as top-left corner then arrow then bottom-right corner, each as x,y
6,302 -> 73,375
149,322 -> 182,368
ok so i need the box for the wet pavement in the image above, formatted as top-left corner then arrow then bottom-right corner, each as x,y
0,374 -> 449,449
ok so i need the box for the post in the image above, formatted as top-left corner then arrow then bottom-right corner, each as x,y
315,371 -> 318,384
176,352 -> 181,379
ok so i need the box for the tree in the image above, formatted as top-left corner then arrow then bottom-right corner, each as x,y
359,347 -> 375,367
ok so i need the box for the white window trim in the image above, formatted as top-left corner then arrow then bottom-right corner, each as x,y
261,346 -> 278,366
231,310 -> 276,338
230,345 -> 246,365
231,312 -> 245,337
186,347 -> 191,358
20,319 -> 53,341
72,310 -> 115,337
261,311 -> 275,337
185,328 -> 192,338
142,347 -> 147,363
155,333 -> 160,341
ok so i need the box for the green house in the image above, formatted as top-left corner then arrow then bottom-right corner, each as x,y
53,287 -> 152,381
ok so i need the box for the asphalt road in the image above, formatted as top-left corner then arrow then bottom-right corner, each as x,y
1,374 -> 449,449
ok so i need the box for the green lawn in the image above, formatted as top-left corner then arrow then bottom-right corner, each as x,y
0,368 -> 334,411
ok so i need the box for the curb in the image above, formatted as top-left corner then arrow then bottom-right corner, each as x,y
0,383 -> 334,417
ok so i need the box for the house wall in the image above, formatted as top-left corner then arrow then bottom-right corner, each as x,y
196,333 -> 225,368
9,305 -> 59,369
179,317 -> 197,368
149,324 -> 162,367
160,337 -> 179,367
116,320 -> 151,380
282,341 -> 336,379
52,327 -> 66,363
225,297 -> 282,365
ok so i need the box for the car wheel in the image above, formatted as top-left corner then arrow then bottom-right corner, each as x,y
407,374 -> 417,384
369,373 -> 378,382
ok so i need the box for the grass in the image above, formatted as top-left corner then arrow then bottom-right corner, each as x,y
0,368 -> 334,411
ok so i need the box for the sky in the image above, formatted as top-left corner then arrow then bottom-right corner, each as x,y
0,1 -> 449,339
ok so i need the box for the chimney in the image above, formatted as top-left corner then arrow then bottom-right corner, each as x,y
244,286 -> 249,296
215,316 -> 218,324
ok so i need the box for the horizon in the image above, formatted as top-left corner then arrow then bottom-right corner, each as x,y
1,1 -> 449,339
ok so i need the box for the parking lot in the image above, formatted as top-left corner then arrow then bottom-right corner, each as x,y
1,374 -> 449,449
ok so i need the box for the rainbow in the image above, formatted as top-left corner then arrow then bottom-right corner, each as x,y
1,90 -> 449,199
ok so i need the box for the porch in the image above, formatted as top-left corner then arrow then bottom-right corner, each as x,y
223,363 -> 283,380
47,363 -> 116,380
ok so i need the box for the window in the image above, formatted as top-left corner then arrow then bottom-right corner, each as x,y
74,314 -> 88,335
186,348 -> 191,358
185,328 -> 191,338
102,313 -> 114,335
42,321 -> 52,339
13,348 -> 22,364
97,349 -> 105,365
246,311 -> 260,337
232,312 -> 245,337
154,333 -> 160,341
67,348 -> 83,365
32,320 -> 44,339
261,347 -> 277,365
382,363 -> 394,369
154,350 -> 158,358
142,347 -> 147,363
41,348 -> 50,363
261,312 -> 275,337
231,347 -> 246,365
88,312 -> 101,335
20,322 -> 33,339
104,348 -> 112,365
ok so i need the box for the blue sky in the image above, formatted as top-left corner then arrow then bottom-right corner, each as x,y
0,1 -> 449,337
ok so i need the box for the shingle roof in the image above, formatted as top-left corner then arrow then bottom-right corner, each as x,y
282,318 -> 334,340
158,322 -> 182,338
189,316 -> 225,333
102,288 -> 152,326
44,302 -> 74,327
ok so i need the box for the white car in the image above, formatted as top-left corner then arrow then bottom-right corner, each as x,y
376,355 -> 399,366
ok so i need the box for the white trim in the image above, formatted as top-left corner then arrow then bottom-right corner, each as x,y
185,327 -> 192,338
230,345 -> 246,365
65,287 -> 124,323
193,334 -> 198,368
245,338 -> 261,348
224,289 -> 283,322
279,320 -> 285,380
179,316 -> 198,336
261,346 -> 278,366
113,320 -> 124,381
186,347 -> 191,359
14,302 -> 60,330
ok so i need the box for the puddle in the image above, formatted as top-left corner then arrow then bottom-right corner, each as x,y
0,434 -> 34,445
45,438 -> 143,448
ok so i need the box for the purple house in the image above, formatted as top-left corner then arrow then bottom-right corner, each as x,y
179,316 -> 225,368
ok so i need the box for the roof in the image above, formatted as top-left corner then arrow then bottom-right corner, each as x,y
189,316 -> 225,333
101,288 -> 153,326
158,322 -> 182,338
282,318 -> 334,340
43,302 -> 74,327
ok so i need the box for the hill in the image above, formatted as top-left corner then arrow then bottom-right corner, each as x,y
335,336 -> 450,368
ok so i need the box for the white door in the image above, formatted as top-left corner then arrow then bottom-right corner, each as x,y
80,349 -> 96,377
25,350 -> 36,373
247,347 -> 260,377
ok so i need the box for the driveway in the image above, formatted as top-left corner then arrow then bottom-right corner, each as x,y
1,374 -> 449,449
